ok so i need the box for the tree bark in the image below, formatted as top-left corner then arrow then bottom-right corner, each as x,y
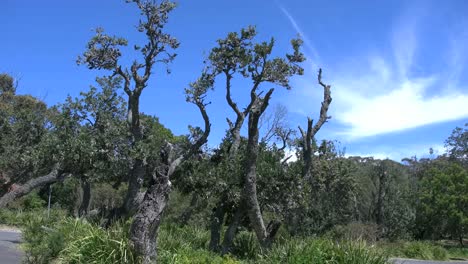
123,158 -> 145,215
129,82 -> 211,263
0,166 -> 66,208
242,89 -> 278,247
78,179 -> 91,217
129,175 -> 170,264
209,200 -> 226,251
122,92 -> 146,217
221,204 -> 244,254
298,69 -> 332,179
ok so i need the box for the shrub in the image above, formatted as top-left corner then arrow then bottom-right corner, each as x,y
20,211 -> 139,264
18,191 -> 46,210
21,210 -> 68,263
58,219 -> 140,264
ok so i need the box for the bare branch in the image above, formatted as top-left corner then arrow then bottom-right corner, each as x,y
300,68 -> 333,178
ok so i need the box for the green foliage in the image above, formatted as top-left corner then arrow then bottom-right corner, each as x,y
445,123 -> 467,165
19,191 -> 46,210
48,178 -> 79,213
0,87 -> 54,189
0,73 -> 15,95
89,183 -> 127,212
285,141 -> 357,235
418,162 -> 468,240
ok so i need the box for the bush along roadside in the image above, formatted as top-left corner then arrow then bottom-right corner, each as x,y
2,209 -> 466,264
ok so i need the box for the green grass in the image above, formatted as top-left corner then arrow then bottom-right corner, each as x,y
446,246 -> 468,260
257,238 -> 387,264
377,240 -> 468,261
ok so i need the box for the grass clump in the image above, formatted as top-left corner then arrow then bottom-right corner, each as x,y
379,241 -> 449,260
157,224 -> 239,263
259,238 -> 387,264
19,210 -> 139,264
57,219 -> 140,264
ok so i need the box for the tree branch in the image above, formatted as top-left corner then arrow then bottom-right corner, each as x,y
0,165 -> 70,208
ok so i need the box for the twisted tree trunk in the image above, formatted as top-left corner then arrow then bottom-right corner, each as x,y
242,89 -> 279,247
129,174 -> 171,263
298,69 -> 332,179
129,80 -> 211,263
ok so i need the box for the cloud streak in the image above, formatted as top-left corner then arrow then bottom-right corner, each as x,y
277,4 -> 321,66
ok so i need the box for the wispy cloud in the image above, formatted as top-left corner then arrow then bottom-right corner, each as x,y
277,4 -> 321,66
286,4 -> 468,140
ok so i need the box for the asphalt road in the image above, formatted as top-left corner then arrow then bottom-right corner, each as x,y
0,231 -> 23,264
390,258 -> 468,264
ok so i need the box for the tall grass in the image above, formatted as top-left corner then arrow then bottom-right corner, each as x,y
10,208 -> 456,264
258,238 -> 388,264
378,241 -> 449,260
57,219 -> 140,264
16,209 -> 139,264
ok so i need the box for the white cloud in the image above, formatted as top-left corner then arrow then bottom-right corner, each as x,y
336,76 -> 468,138
345,144 -> 445,161
284,6 -> 468,140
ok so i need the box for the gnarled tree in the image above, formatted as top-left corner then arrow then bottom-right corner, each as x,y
129,71 -> 212,263
77,0 -> 179,217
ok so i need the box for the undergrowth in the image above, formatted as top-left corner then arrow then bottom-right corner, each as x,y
1,209 -> 465,264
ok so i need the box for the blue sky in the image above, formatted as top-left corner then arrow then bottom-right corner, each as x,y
1,0 -> 467,161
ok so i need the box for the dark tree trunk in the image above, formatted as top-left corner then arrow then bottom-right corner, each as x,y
122,92 -> 146,217
123,158 -> 145,215
179,193 -> 199,226
129,175 -> 170,264
78,179 -> 91,217
0,166 -> 65,208
221,205 -> 244,254
242,89 -> 279,247
209,200 -> 226,252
